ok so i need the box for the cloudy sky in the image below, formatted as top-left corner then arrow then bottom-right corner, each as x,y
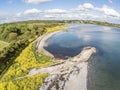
0,0 -> 120,24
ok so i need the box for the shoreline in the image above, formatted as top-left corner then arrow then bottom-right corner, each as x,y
29,46 -> 96,90
36,30 -> 63,58
34,30 -> 96,90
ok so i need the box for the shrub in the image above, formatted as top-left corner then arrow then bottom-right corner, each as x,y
8,33 -> 17,42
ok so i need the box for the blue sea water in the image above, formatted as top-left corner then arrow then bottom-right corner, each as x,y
44,24 -> 120,90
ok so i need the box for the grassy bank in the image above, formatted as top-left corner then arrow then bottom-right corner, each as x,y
0,73 -> 48,90
0,23 -> 66,90
0,43 -> 54,82
0,41 -> 9,51
0,40 -> 54,90
46,24 -> 66,33
0,20 -> 65,76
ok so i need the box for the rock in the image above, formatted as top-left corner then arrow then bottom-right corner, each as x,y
32,31 -> 97,90
40,62 -> 88,90
72,47 -> 96,62
28,46 -> 96,90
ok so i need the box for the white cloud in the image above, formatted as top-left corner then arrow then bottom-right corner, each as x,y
101,5 -> 120,17
75,3 -> 120,18
16,8 -> 41,17
43,14 -> 58,19
16,13 -> 21,17
0,3 -> 120,24
23,8 -> 41,15
24,0 -> 52,4
108,0 -> 112,3
76,3 -> 94,11
45,9 -> 67,14
44,14 -> 56,18
83,3 -> 94,9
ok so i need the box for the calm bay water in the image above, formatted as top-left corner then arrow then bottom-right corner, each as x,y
44,24 -> 120,90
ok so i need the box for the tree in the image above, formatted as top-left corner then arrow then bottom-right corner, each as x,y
8,32 -> 17,42
33,25 -> 38,30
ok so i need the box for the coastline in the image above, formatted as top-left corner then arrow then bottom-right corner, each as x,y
36,30 -> 63,57
32,29 -> 96,90
30,30 -> 96,90
29,46 -> 96,90
64,62 -> 88,90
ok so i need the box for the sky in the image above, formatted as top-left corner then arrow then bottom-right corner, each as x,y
0,0 -> 120,24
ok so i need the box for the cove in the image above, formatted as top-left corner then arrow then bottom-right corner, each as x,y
44,24 -> 120,90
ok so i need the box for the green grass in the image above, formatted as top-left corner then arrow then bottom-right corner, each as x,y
0,41 -> 9,51
0,73 -> 48,90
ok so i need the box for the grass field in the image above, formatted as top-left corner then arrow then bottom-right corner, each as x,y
0,41 -> 9,51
